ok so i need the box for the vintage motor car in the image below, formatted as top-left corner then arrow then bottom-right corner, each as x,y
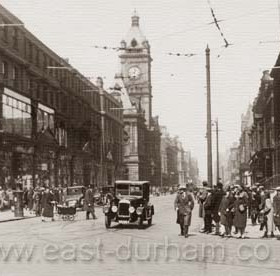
103,181 -> 154,229
65,186 -> 85,208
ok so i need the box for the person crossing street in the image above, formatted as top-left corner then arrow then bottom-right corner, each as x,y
174,185 -> 195,238
84,185 -> 97,220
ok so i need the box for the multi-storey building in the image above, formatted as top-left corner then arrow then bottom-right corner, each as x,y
0,4 -> 123,189
249,71 -> 274,187
159,126 -> 197,189
96,77 -> 123,186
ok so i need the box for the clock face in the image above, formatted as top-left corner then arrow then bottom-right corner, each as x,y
128,67 -> 141,79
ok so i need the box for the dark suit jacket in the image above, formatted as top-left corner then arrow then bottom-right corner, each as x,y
84,189 -> 94,211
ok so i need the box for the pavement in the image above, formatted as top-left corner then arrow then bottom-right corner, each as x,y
0,194 -> 280,276
0,209 -> 36,223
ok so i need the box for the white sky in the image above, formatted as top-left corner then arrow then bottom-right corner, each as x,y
2,0 -> 280,180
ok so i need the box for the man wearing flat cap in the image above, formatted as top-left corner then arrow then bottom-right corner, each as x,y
174,185 -> 194,238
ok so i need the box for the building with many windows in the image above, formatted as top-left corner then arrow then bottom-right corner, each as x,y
0,4 -> 123,189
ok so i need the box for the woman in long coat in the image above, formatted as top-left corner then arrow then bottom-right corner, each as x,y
233,191 -> 248,238
174,186 -> 195,238
42,188 -> 54,221
27,188 -> 34,213
219,189 -> 235,237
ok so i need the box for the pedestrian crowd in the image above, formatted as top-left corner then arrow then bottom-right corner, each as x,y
0,185 -> 98,222
22,186 -> 64,221
197,181 -> 280,239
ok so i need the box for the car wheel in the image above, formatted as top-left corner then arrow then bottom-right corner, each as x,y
137,217 -> 143,229
148,216 -> 152,226
105,215 -> 111,229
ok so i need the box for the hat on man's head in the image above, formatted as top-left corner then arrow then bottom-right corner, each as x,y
217,182 -> 223,189
202,181 -> 208,187
178,185 -> 186,190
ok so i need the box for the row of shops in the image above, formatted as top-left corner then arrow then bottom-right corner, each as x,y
0,86 -> 118,189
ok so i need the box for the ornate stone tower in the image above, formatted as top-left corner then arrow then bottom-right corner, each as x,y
119,12 -> 152,128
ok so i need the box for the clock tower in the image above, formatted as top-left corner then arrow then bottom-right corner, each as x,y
119,12 -> 152,128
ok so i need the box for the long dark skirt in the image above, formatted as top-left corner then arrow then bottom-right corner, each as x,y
42,203 -> 54,218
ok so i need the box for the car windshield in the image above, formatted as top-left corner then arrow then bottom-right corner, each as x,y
67,188 -> 83,196
116,183 -> 142,197
130,185 -> 143,196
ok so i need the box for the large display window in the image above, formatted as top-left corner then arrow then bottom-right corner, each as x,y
2,88 -> 32,138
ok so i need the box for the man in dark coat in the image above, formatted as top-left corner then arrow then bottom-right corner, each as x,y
211,182 -> 224,235
84,185 -> 97,220
218,188 -> 235,237
233,190 -> 248,238
203,188 -> 213,233
250,187 -> 261,225
174,185 -> 195,238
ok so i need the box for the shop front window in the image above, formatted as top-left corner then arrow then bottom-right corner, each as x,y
2,88 -> 32,138
37,103 -> 54,132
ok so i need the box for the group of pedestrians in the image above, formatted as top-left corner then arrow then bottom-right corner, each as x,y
197,181 -> 280,239
22,186 -> 64,218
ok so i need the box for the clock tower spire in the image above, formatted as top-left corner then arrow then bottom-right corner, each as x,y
118,12 -> 152,128
131,10 -> 139,27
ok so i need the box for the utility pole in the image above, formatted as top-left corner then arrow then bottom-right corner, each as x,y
215,119 -> 220,184
206,45 -> 213,188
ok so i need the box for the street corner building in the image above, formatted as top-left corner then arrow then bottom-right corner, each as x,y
0,4 -> 123,189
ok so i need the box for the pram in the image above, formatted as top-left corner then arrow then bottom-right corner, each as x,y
57,205 -> 76,221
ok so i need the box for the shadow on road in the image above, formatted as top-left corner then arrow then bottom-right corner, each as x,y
109,223 -> 153,230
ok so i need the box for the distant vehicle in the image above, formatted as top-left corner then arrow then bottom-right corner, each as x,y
65,186 -> 85,208
103,181 -> 154,229
101,186 -> 114,204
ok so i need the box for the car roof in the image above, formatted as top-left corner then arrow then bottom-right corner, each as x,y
115,181 -> 149,186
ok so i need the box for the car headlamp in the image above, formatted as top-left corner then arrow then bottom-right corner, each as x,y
112,205 -> 118,213
129,206 -> 135,213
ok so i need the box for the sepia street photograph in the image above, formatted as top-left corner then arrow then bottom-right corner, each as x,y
1,0 -> 280,275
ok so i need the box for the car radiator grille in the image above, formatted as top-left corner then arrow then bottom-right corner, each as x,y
118,203 -> 129,216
